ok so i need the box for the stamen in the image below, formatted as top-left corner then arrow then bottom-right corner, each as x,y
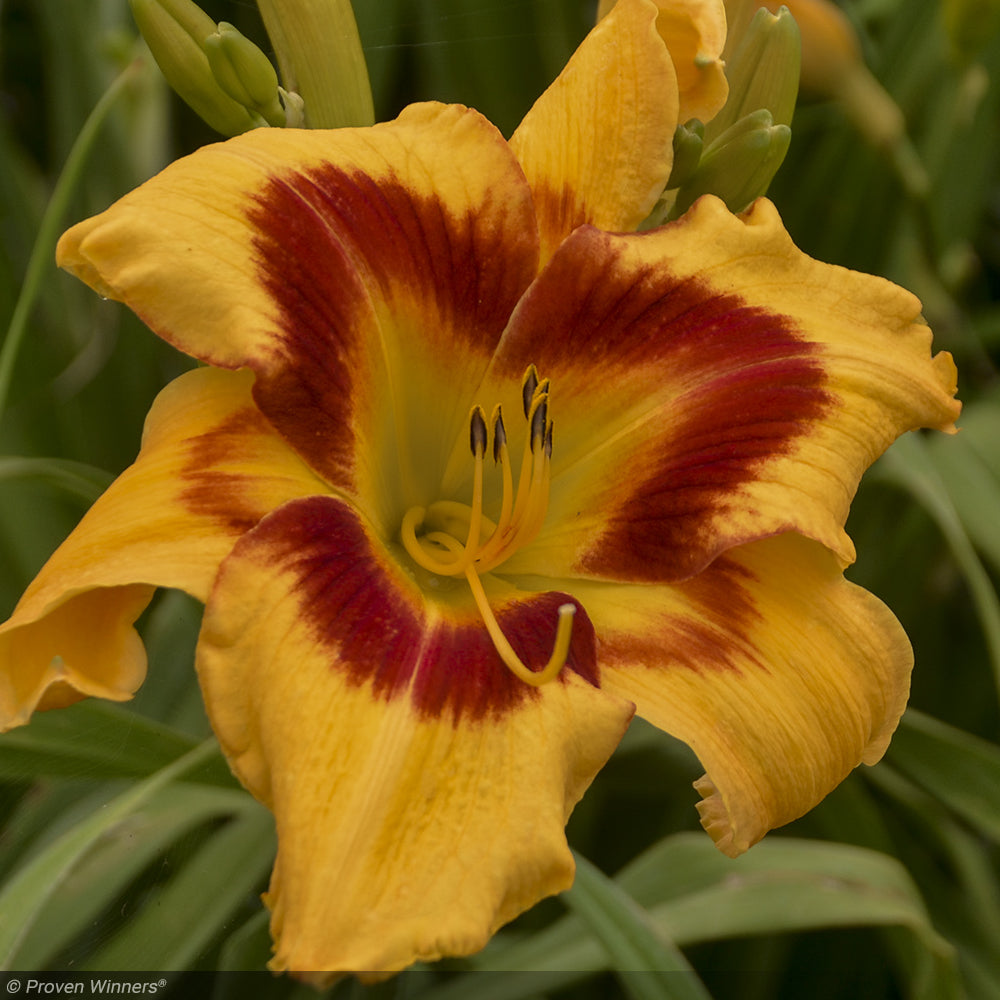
530,395 -> 548,449
491,405 -> 513,533
475,379 -> 551,570
399,367 -> 569,686
469,405 -> 488,458
491,405 -> 507,463
521,365 -> 539,418
399,407 -> 486,575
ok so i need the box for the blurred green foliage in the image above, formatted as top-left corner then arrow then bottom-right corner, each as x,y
1,1 -> 999,997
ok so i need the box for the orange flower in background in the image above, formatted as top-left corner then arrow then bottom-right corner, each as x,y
0,0 -> 959,980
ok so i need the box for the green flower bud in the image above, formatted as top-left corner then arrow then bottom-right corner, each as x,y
257,0 -> 374,129
673,110 -> 792,216
706,3 -> 801,142
205,22 -> 286,126
129,0 -> 260,136
665,120 -> 705,189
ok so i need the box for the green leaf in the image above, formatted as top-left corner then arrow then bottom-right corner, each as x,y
867,763 -> 1000,995
82,801 -> 275,970
926,412 -> 1000,575
563,852 -> 712,1000
457,835 -> 959,1000
0,699 -> 235,786
886,708 -> 1000,842
9,783 -> 255,969
0,738 -> 221,967
874,432 -> 1000,697
0,59 -> 145,428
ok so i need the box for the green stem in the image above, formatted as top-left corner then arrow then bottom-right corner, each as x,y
0,58 -> 144,429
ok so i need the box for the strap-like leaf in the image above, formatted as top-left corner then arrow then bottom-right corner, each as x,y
0,738 -> 222,967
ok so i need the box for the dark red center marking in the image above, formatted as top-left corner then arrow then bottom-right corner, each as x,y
498,226 -> 833,581
252,495 -> 599,724
242,161 -> 539,492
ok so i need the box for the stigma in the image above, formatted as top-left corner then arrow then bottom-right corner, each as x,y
400,367 -> 572,687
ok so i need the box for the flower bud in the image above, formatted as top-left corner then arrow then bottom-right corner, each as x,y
728,0 -> 929,197
665,119 -> 705,189
707,3 -> 800,142
204,22 -> 286,126
673,109 -> 792,216
129,0 -> 260,136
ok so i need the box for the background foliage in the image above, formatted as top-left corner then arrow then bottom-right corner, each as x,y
1,0 -> 999,997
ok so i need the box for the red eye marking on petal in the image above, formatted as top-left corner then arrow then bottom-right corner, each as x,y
179,407 -> 283,535
249,496 -> 598,724
497,228 -> 833,581
241,162 -> 537,490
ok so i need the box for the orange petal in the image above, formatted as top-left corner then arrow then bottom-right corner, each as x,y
565,532 -> 912,856
488,196 -> 959,582
510,0 -> 678,261
57,104 -> 539,502
599,0 -> 729,123
197,494 -> 633,977
0,367 -> 326,728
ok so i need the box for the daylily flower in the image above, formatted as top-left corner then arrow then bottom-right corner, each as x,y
0,0 -> 959,980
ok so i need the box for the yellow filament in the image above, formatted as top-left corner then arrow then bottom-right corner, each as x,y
507,393 -> 543,531
475,388 -> 548,570
399,371 -> 569,685
499,428 -> 550,556
495,438 -> 514,534
400,445 -> 484,575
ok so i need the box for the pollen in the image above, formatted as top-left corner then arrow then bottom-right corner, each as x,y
400,367 -> 569,686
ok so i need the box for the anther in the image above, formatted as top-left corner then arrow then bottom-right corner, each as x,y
469,405 -> 488,458
491,405 -> 507,463
530,397 -> 548,450
521,365 -> 539,418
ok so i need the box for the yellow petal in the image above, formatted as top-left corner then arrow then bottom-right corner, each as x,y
488,195 -> 959,582
197,494 -> 634,978
510,0 -> 678,261
0,367 -> 326,728
599,0 -> 729,123
565,532 -> 911,856
57,103 -> 539,506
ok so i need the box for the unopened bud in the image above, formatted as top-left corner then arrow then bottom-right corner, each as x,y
707,4 -> 801,142
735,0 -> 930,198
205,22 -> 285,126
673,110 -> 791,216
665,120 -> 705,189
129,0 -> 260,135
